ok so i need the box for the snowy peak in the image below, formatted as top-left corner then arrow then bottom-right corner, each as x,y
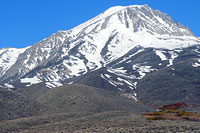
72,4 -> 189,34
93,4 -> 147,21
0,47 -> 28,75
70,4 -> 199,49
73,4 -> 147,31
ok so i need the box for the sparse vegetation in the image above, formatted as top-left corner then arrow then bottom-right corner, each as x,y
1,111 -> 200,133
142,103 -> 200,121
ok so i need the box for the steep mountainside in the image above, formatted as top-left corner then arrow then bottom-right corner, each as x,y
0,48 -> 27,76
137,49 -> 200,105
74,45 -> 200,105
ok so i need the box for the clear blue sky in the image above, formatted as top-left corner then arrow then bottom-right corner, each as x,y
0,0 -> 199,48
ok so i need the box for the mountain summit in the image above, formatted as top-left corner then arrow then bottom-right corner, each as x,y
0,5 -> 200,103
71,4 -> 199,49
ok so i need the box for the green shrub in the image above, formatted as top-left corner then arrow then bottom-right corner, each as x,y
146,116 -> 162,120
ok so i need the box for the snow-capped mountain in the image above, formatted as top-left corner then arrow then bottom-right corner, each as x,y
0,4 -> 200,101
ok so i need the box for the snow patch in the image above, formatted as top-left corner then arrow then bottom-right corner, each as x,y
108,68 -> 137,79
45,81 -> 62,88
52,81 -> 63,87
108,67 -> 127,74
101,74 -> 123,87
133,64 -> 156,79
155,50 -> 167,61
63,56 -> 87,77
167,51 -> 178,66
68,82 -> 74,85
118,49 -> 144,64
46,82 -> 56,88
132,93 -> 138,101
4,83 -> 14,88
104,74 -> 112,78
192,60 -> 200,67
8,88 -> 13,92
117,77 -> 135,87
21,77 -> 42,85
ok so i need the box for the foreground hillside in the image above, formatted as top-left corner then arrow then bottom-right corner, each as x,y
0,84 -> 153,120
1,111 -> 200,133
0,87 -> 40,121
35,84 -> 151,114
0,84 -> 200,132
